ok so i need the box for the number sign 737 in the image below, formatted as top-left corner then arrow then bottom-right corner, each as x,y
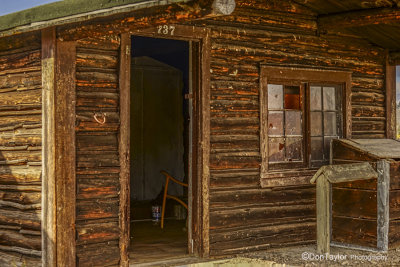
157,25 -> 176,36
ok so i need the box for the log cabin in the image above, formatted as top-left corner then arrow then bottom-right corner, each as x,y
0,0 -> 400,266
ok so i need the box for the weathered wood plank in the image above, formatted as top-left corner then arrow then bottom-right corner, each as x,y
55,40 -> 76,267
210,204 -> 315,230
332,187 -> 377,219
119,32 -> 130,267
41,27 -> 56,267
332,216 -> 377,247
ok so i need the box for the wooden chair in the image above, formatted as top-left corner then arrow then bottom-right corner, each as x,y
160,170 -> 188,229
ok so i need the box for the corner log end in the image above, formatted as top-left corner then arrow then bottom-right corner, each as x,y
212,0 -> 236,16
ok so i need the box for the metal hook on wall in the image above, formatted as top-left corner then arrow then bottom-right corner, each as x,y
93,112 -> 107,125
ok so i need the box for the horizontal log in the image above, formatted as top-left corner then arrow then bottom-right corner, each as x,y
210,175 -> 259,188
76,134 -> 118,151
0,104 -> 42,113
76,91 -> 118,100
319,8 -> 400,30
352,120 -> 385,131
76,221 -> 119,245
76,167 -> 120,176
76,81 -> 118,89
76,242 -> 120,267
77,178 -> 119,199
76,71 -> 117,84
210,232 -> 313,256
19,229 -> 41,236
76,156 -> 119,168
76,53 -> 117,69
210,220 -> 314,244
211,140 -> 259,152
76,111 -> 119,122
333,178 -> 377,190
76,97 -> 118,108
0,224 -> 20,231
0,133 -> 41,147
351,76 -> 384,91
0,185 -> 41,191
211,100 -> 259,113
76,47 -> 118,56
0,150 -> 41,163
0,200 -> 40,210
211,134 -> 258,143
0,115 -> 41,126
210,204 -> 315,229
210,155 -> 260,170
211,116 -> 258,127
0,209 -> 41,230
0,89 -> 41,106
211,8 -> 316,33
210,186 -> 315,208
209,25 -> 382,62
0,166 -> 42,184
0,229 -> 41,250
350,133 -> 386,139
352,105 -> 385,117
351,91 -> 384,105
76,36 -> 120,50
0,244 -> 41,257
75,122 -> 119,132
211,80 -> 258,93
0,50 -> 41,72
0,250 -> 41,267
0,110 -> 41,117
211,147 -> 259,154
235,0 -> 315,15
76,85 -> 117,93
212,151 -> 259,157
0,37 -> 40,54
76,198 -> 119,221
0,71 -> 41,90
0,122 -> 41,132
211,44 -> 384,77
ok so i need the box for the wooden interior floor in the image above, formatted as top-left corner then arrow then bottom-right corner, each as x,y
129,219 -> 188,264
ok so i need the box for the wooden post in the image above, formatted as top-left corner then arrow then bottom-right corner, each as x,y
316,175 -> 331,254
200,29 -> 211,258
55,41 -> 76,267
42,27 -> 57,267
119,33 -> 131,267
385,51 -> 396,139
377,159 -> 390,251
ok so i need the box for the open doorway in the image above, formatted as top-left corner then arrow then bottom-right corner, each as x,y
129,35 -> 192,263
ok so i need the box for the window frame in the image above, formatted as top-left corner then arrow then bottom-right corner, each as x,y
260,66 -> 352,180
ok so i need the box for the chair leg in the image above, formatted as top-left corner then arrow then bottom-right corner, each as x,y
161,177 -> 169,229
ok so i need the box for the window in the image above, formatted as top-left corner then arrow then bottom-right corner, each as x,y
260,66 -> 351,176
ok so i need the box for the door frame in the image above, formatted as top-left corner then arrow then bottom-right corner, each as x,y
118,25 -> 211,265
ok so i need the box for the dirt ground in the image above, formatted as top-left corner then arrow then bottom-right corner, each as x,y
241,244 -> 400,266
134,244 -> 400,266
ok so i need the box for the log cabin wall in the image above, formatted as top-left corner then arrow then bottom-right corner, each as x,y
74,36 -> 121,266
0,0 -> 390,264
188,0 -> 386,256
0,32 -> 42,266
